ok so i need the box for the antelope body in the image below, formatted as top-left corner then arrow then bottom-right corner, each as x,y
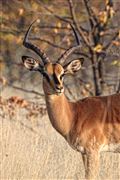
22,20 -> 120,179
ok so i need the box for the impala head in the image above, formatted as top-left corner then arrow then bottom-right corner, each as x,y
22,20 -> 83,95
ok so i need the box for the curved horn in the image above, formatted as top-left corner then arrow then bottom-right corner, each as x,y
57,45 -> 81,64
70,23 -> 81,45
23,19 -> 50,65
57,23 -> 81,65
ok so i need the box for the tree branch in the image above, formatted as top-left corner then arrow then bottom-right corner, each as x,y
7,83 -> 44,97
68,0 -> 91,48
37,0 -> 71,23
104,31 -> 119,51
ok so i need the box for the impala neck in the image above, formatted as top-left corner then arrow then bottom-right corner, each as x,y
43,83 -> 75,137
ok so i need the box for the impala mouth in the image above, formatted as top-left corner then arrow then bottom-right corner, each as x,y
55,88 -> 64,95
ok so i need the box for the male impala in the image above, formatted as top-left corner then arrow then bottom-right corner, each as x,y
22,20 -> 120,179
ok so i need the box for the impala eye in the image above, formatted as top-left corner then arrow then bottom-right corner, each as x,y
60,74 -> 64,80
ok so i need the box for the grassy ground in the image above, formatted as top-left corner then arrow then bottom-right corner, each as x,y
0,92 -> 120,180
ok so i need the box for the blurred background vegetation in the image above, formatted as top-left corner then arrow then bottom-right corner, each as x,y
1,2 -> 120,180
1,0 -> 120,100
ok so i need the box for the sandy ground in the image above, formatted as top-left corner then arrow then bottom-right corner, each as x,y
0,91 -> 120,180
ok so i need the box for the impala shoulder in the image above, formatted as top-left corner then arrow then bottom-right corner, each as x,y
76,96 -> 106,108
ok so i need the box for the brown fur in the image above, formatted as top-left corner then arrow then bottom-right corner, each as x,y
22,20 -> 120,179
43,87 -> 120,179
23,57 -> 120,179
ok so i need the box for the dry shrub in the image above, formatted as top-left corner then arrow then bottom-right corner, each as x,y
0,96 -> 47,119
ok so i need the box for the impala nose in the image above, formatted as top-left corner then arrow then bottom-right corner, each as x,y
56,86 -> 64,93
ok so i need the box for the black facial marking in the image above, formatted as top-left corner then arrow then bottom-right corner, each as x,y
53,73 -> 60,85
43,72 -> 50,82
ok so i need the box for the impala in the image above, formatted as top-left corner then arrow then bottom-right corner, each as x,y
22,20 -> 120,179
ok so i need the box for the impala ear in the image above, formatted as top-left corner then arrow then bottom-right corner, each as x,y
64,58 -> 84,74
22,56 -> 42,71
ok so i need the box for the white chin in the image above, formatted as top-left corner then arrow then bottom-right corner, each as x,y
56,90 -> 64,95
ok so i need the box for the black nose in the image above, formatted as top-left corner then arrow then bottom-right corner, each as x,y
56,86 -> 63,91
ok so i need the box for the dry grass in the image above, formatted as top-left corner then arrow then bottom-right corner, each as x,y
0,96 -> 120,180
